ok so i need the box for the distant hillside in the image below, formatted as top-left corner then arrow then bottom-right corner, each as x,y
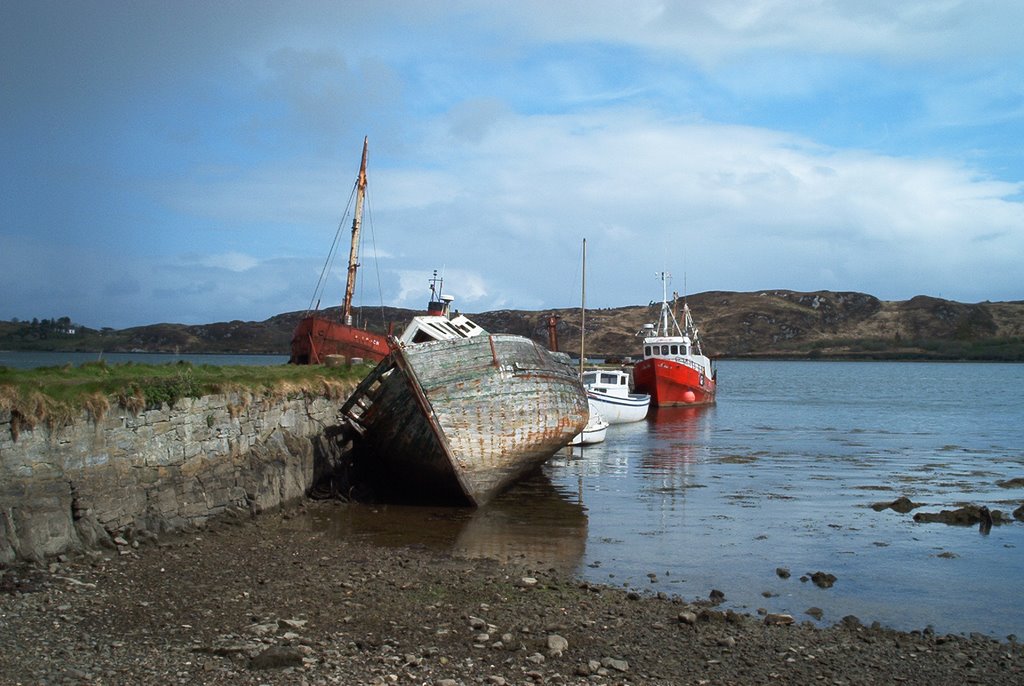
472,291 -> 1024,361
3,291 -> 1023,361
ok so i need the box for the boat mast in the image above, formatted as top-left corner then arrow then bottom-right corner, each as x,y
579,238 -> 587,375
658,271 -> 671,337
342,136 -> 368,326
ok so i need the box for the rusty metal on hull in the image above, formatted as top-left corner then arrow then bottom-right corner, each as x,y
341,334 -> 588,506
289,316 -> 389,364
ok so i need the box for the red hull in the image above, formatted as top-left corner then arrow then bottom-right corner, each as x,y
633,358 -> 716,407
289,315 -> 389,364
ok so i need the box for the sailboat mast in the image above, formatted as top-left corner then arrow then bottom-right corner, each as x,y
579,238 -> 586,376
342,136 -> 368,326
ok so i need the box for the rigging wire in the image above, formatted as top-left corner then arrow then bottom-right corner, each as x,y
305,177 -> 360,315
363,183 -> 388,327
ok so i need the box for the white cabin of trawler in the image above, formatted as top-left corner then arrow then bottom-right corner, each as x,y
640,324 -> 694,359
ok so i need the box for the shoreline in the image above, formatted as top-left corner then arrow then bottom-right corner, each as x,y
2,501 -> 1020,685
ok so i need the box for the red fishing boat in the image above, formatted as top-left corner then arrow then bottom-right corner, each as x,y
632,272 -> 717,406
290,137 -> 389,364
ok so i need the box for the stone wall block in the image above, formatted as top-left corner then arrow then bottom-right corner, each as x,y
151,420 -> 173,437
1,481 -> 76,562
0,393 -> 343,563
1,509 -> 19,566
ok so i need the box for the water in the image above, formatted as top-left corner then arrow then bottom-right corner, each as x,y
8,352 -> 1021,636
301,360 -> 1024,639
0,350 -> 289,369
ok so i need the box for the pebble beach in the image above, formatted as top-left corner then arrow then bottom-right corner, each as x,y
1,501 -> 1021,685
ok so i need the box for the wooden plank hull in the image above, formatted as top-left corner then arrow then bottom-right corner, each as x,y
342,334 -> 588,506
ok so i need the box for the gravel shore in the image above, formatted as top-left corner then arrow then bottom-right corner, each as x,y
1,501 -> 1020,685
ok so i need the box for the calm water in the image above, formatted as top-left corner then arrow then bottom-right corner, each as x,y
302,360 -> 1024,639
0,350 -> 289,369
7,352 -> 1022,636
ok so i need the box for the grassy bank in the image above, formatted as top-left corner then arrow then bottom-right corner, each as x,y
0,361 -> 368,437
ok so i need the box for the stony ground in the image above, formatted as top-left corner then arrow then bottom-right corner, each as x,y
1,501 -> 1021,686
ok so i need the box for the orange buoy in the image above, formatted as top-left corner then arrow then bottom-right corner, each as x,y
683,390 -> 696,403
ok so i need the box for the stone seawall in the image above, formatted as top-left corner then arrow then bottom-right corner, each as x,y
0,392 -> 347,565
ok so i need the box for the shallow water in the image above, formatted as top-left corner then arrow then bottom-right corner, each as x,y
303,360 -> 1024,639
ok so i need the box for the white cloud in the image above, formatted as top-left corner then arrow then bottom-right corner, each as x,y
490,1 -> 1024,65
189,252 -> 261,272
3,0 -> 1022,329
394,269 -> 489,310
370,110 -> 1023,307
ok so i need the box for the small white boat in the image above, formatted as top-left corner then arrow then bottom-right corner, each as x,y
582,369 -> 650,424
568,410 -> 609,446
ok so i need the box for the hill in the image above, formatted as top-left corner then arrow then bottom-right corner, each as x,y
3,291 -> 1023,361
473,291 -> 1024,361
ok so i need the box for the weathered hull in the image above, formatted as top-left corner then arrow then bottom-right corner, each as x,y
633,357 -> 716,407
289,315 -> 389,364
342,334 -> 588,506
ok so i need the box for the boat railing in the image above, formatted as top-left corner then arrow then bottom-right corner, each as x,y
646,353 -> 708,374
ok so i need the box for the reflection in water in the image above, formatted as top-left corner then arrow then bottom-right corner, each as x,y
306,470 -> 588,573
454,474 -> 587,569
290,361 -> 1024,638
644,405 -> 714,472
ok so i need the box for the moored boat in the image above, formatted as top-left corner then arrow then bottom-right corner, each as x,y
567,237 -> 618,444
290,137 -> 389,364
340,275 -> 589,506
568,409 -> 609,446
632,272 -> 717,406
582,368 -> 650,424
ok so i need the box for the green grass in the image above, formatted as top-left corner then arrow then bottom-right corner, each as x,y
0,360 -> 371,436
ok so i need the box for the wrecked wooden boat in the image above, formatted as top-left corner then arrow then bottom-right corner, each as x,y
340,274 -> 588,506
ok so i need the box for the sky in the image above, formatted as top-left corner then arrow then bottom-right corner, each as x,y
2,1 -> 1023,329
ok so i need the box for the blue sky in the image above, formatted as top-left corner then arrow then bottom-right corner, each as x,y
2,1 -> 1022,329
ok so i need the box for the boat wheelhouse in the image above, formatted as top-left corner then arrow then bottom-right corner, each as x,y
581,368 -> 650,424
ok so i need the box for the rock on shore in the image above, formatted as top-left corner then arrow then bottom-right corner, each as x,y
1,501 -> 1021,685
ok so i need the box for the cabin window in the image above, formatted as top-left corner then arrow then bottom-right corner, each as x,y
661,345 -> 669,355
671,344 -> 679,355
620,377 -> 626,385
583,372 -> 597,384
600,373 -> 616,384
645,345 -> 652,356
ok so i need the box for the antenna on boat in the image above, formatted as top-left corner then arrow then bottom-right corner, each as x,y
427,269 -> 454,317
657,271 -> 671,336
